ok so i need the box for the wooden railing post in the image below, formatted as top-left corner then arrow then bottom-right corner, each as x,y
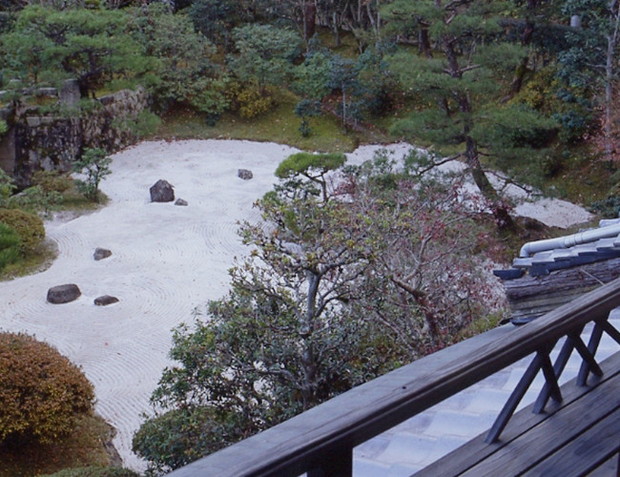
307,447 -> 353,477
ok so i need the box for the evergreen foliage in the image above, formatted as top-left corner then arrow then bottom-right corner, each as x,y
0,222 -> 21,270
129,4 -> 229,116
382,0 -> 558,228
0,208 -> 45,253
189,0 -> 243,45
72,148 -> 111,203
228,24 -> 301,93
0,167 -> 16,202
1,6 -> 151,97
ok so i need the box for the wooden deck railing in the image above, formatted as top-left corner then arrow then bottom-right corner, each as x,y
167,277 -> 620,477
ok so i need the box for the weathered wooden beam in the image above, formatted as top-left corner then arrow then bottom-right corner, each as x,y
501,257 -> 620,323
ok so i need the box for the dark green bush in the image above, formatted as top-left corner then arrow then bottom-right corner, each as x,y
0,208 -> 45,253
589,196 -> 620,218
0,222 -> 21,269
43,466 -> 140,477
133,406 -> 246,474
0,333 -> 95,445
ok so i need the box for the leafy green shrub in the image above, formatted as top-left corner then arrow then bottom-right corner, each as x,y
0,168 -> 16,205
236,87 -> 274,119
112,111 -> 161,140
72,148 -> 112,203
275,152 -> 347,178
0,333 -> 95,445
295,99 -> 321,137
7,186 -> 62,216
132,110 -> 161,138
0,208 -> 45,253
43,466 -> 140,477
589,196 -> 620,218
0,222 -> 21,269
133,406 -> 246,474
32,170 -> 73,194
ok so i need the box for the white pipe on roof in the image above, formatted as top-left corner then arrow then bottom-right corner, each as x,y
519,223 -> 620,257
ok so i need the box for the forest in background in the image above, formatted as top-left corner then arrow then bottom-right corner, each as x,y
1,0 -> 620,210
2,0 -> 620,475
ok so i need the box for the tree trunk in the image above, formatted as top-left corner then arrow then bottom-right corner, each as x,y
444,39 -> 515,230
300,271 -> 320,408
341,88 -> 347,126
418,24 -> 432,58
390,276 -> 441,347
303,1 -> 317,42
604,36 -> 614,158
465,137 -> 514,230
502,0 -> 538,102
603,1 -> 620,160
502,55 -> 529,103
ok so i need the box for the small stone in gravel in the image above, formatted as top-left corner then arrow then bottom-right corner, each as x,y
238,169 -> 253,180
94,295 -> 119,306
94,248 -> 112,261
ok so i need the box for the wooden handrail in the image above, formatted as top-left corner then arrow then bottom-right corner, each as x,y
166,277 -> 620,477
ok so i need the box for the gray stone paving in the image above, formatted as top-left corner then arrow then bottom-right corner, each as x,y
353,311 -> 620,476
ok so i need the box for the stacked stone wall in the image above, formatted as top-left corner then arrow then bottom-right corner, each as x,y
0,84 -> 148,188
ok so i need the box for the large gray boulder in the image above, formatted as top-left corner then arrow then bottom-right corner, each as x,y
150,179 -> 175,202
47,284 -> 81,304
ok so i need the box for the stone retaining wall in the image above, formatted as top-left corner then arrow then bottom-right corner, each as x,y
0,83 -> 148,188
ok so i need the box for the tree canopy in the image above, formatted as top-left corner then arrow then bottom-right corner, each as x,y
133,150 -> 504,473
1,6 -> 150,97
2,0 -> 614,183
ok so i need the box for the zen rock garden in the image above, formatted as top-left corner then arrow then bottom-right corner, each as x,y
44,177 -> 202,307
46,172 -> 253,306
47,247 -> 117,306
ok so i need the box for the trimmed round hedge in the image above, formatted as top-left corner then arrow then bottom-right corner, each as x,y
0,208 -> 45,253
0,333 -> 95,444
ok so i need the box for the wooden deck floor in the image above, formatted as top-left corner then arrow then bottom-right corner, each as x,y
415,351 -> 620,476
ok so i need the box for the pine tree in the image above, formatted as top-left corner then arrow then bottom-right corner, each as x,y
382,0 -> 557,229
